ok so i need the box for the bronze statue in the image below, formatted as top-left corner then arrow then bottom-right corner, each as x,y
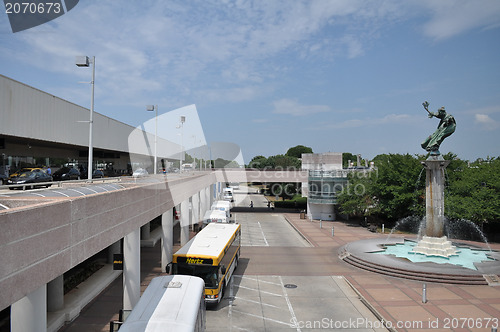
421,101 -> 456,155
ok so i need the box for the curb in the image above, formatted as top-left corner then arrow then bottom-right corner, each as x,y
283,214 -> 315,247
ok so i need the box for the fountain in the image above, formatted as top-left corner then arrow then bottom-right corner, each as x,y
339,102 -> 500,285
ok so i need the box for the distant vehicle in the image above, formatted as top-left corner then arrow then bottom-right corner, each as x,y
132,168 -> 149,178
79,169 -> 105,179
0,173 -> 7,185
222,187 -> 234,202
229,182 -> 239,190
211,200 -> 232,219
7,169 -> 52,189
182,163 -> 195,172
9,167 -> 44,178
52,167 -> 81,181
202,209 -> 230,226
92,169 -> 104,178
170,223 -> 241,305
113,275 -> 206,332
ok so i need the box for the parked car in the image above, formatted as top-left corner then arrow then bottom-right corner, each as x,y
92,169 -> 104,178
79,169 -> 105,179
7,169 -> 53,189
0,173 -> 7,185
9,167 -> 44,178
132,168 -> 149,178
52,167 -> 81,181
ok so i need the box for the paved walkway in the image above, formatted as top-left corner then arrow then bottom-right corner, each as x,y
59,214 -> 500,332
284,214 -> 500,332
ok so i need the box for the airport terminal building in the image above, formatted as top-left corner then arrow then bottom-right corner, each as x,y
0,74 -> 179,177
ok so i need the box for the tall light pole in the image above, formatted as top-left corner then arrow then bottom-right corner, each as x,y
146,105 -> 158,174
76,56 -> 95,181
179,116 -> 185,171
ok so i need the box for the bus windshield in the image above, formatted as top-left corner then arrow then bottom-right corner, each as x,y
176,264 -> 219,289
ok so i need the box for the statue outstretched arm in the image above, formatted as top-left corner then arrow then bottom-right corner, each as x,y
422,101 -> 434,118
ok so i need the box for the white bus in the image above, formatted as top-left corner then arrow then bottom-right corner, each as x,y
202,209 -> 230,225
116,275 -> 205,332
171,223 -> 241,305
211,200 -> 232,219
222,187 -> 234,202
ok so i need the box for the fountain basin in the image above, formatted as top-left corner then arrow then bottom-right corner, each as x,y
340,237 -> 500,285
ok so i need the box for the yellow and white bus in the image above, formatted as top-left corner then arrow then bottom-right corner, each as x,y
171,223 -> 241,305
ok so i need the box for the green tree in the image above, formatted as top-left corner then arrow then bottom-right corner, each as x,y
338,153 -> 424,222
266,154 -> 301,169
370,153 -> 424,221
286,145 -> 313,158
446,157 -> 500,224
342,153 -> 356,168
248,155 -> 267,169
337,171 -> 378,218
213,158 -> 239,168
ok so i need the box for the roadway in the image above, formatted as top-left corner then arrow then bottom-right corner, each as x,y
205,186 -> 385,332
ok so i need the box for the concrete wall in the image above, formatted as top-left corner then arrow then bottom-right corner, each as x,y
301,152 -> 343,170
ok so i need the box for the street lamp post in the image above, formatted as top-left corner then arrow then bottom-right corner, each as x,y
146,105 -> 158,174
75,56 -> 95,182
180,116 -> 185,171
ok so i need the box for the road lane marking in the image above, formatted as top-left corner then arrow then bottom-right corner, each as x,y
234,297 -> 281,308
231,309 -> 292,327
257,221 -> 269,246
279,276 -> 301,332
236,285 -> 282,297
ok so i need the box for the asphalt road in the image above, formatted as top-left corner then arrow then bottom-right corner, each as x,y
205,187 -> 385,332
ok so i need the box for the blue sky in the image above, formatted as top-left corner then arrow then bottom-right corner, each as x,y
1,0 -> 499,163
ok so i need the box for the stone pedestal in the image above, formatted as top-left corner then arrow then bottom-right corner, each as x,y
422,156 -> 450,238
412,156 -> 457,257
412,236 -> 458,257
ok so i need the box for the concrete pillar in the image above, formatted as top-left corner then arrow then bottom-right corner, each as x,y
192,192 -> 200,231
11,284 -> 46,332
47,275 -> 64,312
209,184 -> 214,206
107,240 -> 121,264
422,158 -> 450,237
180,199 -> 190,246
161,209 -> 174,272
204,186 -> 209,209
200,188 -> 207,217
141,222 -> 150,240
201,186 -> 210,220
123,228 -> 140,310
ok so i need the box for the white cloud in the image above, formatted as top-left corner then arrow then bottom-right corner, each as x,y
320,113 -> 414,129
475,114 -> 499,131
198,86 -> 262,103
272,99 -> 330,116
420,0 -> 500,40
